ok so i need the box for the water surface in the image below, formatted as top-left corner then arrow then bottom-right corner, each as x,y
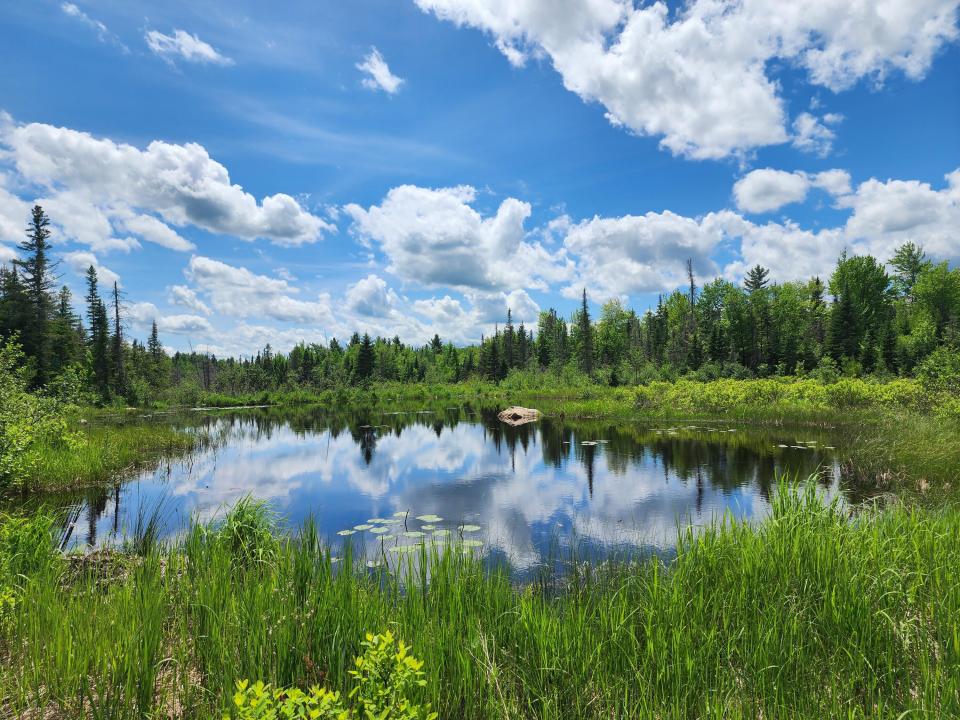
58,406 -> 842,572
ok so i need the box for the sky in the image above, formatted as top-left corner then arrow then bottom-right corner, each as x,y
0,0 -> 958,356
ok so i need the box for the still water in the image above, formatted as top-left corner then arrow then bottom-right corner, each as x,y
59,406 -> 842,570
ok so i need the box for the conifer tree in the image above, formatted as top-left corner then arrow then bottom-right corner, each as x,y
85,266 -> 110,399
577,289 -> 594,375
744,265 -> 770,293
354,333 -> 375,384
14,206 -> 57,385
110,281 -> 126,398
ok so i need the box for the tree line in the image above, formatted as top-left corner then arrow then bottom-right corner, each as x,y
1,206 -> 958,404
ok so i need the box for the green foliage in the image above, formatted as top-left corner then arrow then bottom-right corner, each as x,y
916,346 -> 960,396
348,630 -> 436,720
227,631 -> 436,720
0,339 -> 80,487
229,680 -> 347,720
210,496 -> 281,567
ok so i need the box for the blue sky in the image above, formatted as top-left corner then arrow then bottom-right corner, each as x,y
0,0 -> 958,354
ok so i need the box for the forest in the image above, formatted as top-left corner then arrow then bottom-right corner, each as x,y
1,206 -> 959,406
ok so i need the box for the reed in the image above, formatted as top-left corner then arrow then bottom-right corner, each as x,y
2,483 -> 958,719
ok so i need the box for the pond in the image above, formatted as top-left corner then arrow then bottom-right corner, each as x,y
54,405 -> 845,573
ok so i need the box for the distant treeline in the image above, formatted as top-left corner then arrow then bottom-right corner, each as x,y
1,205 -> 959,405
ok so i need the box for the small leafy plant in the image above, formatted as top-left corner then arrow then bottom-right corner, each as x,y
227,630 -> 436,720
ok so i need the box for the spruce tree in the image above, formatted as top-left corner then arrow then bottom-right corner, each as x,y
354,333 -> 375,384
14,206 -> 57,385
85,266 -> 110,400
577,289 -> 594,375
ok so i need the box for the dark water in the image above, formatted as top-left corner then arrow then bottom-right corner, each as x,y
55,406 -> 842,571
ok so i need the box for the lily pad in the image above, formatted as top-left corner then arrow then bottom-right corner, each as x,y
368,518 -> 389,524
389,545 -> 418,554
415,514 -> 443,523
581,441 -> 598,446
353,524 -> 373,531
337,529 -> 355,536
370,527 -> 390,535
458,524 -> 481,533
403,531 -> 426,538
393,511 -> 409,518
460,539 -> 483,548
421,524 -> 436,531
431,529 -> 452,537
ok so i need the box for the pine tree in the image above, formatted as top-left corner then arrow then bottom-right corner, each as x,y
0,265 -> 30,343
354,333 -> 375,384
889,242 -> 929,302
827,283 -> 858,362
147,320 -> 167,390
13,206 -> 57,385
744,265 -> 770,293
577,289 -> 594,375
85,266 -> 110,400
503,309 -> 515,370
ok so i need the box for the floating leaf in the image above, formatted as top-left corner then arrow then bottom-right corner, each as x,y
458,525 -> 481,533
431,529 -> 451,537
365,560 -> 382,568
403,531 -> 426,538
581,441 -> 597,446
370,527 -> 390,535
460,539 -> 483,548
368,518 -> 389,524
415,514 -> 443,523
337,530 -> 355,536
393,511 -> 409,518
389,545 -> 419,554
353,524 -> 373,531
421,524 -> 436,531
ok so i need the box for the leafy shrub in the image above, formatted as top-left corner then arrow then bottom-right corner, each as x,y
0,340 -> 81,487
916,346 -> 960,396
228,630 -> 436,720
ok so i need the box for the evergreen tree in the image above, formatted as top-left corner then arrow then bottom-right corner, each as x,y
85,266 -> 110,400
576,289 -> 594,375
13,206 -> 57,385
353,333 -> 375,384
744,265 -> 770,293
503,309 -> 515,370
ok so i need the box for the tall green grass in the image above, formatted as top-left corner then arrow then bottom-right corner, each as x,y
18,417 -> 202,492
2,484 -> 958,719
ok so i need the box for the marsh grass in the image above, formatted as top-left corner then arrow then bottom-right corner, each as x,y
21,417 -> 202,492
2,484 -> 959,719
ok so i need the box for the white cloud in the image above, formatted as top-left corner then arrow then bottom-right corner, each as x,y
357,47 -> 405,94
184,255 -> 336,325
471,289 -> 540,323
168,284 -> 211,315
63,250 -> 120,287
791,112 -> 842,157
0,182 -> 30,245
145,29 -> 233,66
0,117 -> 332,248
158,314 -> 214,335
561,210 -> 736,298
61,2 -> 128,52
345,274 -> 400,317
344,184 -> 571,292
416,0 -> 959,159
840,169 -> 960,261
734,168 -> 851,213
117,213 -> 194,252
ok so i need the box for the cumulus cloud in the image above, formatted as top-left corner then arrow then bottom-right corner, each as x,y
0,117 -> 332,249
416,0 -> 959,159
840,170 -> 960,261
733,168 -> 851,213
344,184 -> 571,292
145,29 -> 233,66
560,210 -> 737,298
168,284 -> 211,315
63,250 -> 120,286
357,47 -> 405,94
184,255 -> 336,325
345,274 -> 400,317
792,112 -> 843,156
0,183 -> 30,245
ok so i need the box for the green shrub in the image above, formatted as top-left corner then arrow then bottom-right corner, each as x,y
212,497 -> 280,567
228,631 -> 436,720
0,340 -> 81,487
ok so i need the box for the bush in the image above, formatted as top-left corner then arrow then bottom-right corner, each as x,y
916,346 -> 960,396
0,340 -> 80,488
228,630 -> 436,720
